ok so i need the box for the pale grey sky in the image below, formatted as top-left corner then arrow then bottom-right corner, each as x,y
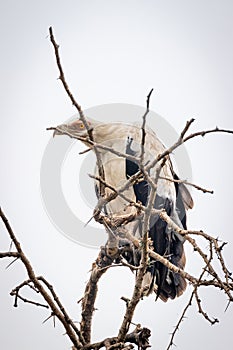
1,1 -> 233,349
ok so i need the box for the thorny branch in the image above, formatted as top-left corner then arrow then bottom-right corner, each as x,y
80,260 -> 110,344
166,261 -> 209,350
146,121 -> 233,174
0,207 -> 83,349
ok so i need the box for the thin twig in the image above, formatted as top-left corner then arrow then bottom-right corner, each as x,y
194,289 -> 219,325
166,291 -> 194,350
38,276 -> 84,342
47,127 -> 139,164
166,251 -> 216,350
48,27 -> 88,133
159,176 -> 214,194
89,173 -> 145,212
159,210 -> 233,301
0,252 -> 19,258
49,26 -> 106,199
140,88 -> 154,164
93,120 -> 233,215
146,122 -> 233,174
10,291 -> 49,309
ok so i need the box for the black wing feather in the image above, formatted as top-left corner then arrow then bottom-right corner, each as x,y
125,138 -> 186,300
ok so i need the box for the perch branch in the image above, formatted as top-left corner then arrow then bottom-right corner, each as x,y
81,325 -> 151,350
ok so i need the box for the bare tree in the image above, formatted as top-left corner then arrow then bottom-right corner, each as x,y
1,27 -> 233,350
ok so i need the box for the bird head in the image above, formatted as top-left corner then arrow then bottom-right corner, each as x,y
53,119 -> 93,138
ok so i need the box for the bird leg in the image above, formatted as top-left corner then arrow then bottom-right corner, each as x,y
110,204 -> 142,227
105,227 -> 120,259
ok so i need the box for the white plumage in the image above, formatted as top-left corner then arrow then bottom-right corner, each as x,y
54,117 -> 193,301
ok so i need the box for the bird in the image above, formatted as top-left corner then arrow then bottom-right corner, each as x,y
53,117 -> 194,301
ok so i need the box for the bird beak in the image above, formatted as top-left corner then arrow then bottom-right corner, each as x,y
52,124 -> 69,137
53,130 -> 60,137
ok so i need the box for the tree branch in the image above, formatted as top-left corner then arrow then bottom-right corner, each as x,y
0,207 -> 83,349
159,176 -> 214,194
0,252 -> 19,259
140,88 -> 154,164
146,121 -> 233,174
80,257 -> 112,344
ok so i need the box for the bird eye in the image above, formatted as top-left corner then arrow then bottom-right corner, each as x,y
79,123 -> 84,129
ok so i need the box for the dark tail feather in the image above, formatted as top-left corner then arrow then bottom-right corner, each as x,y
145,196 -> 187,301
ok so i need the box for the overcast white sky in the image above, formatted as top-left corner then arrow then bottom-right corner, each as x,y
1,1 -> 233,349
